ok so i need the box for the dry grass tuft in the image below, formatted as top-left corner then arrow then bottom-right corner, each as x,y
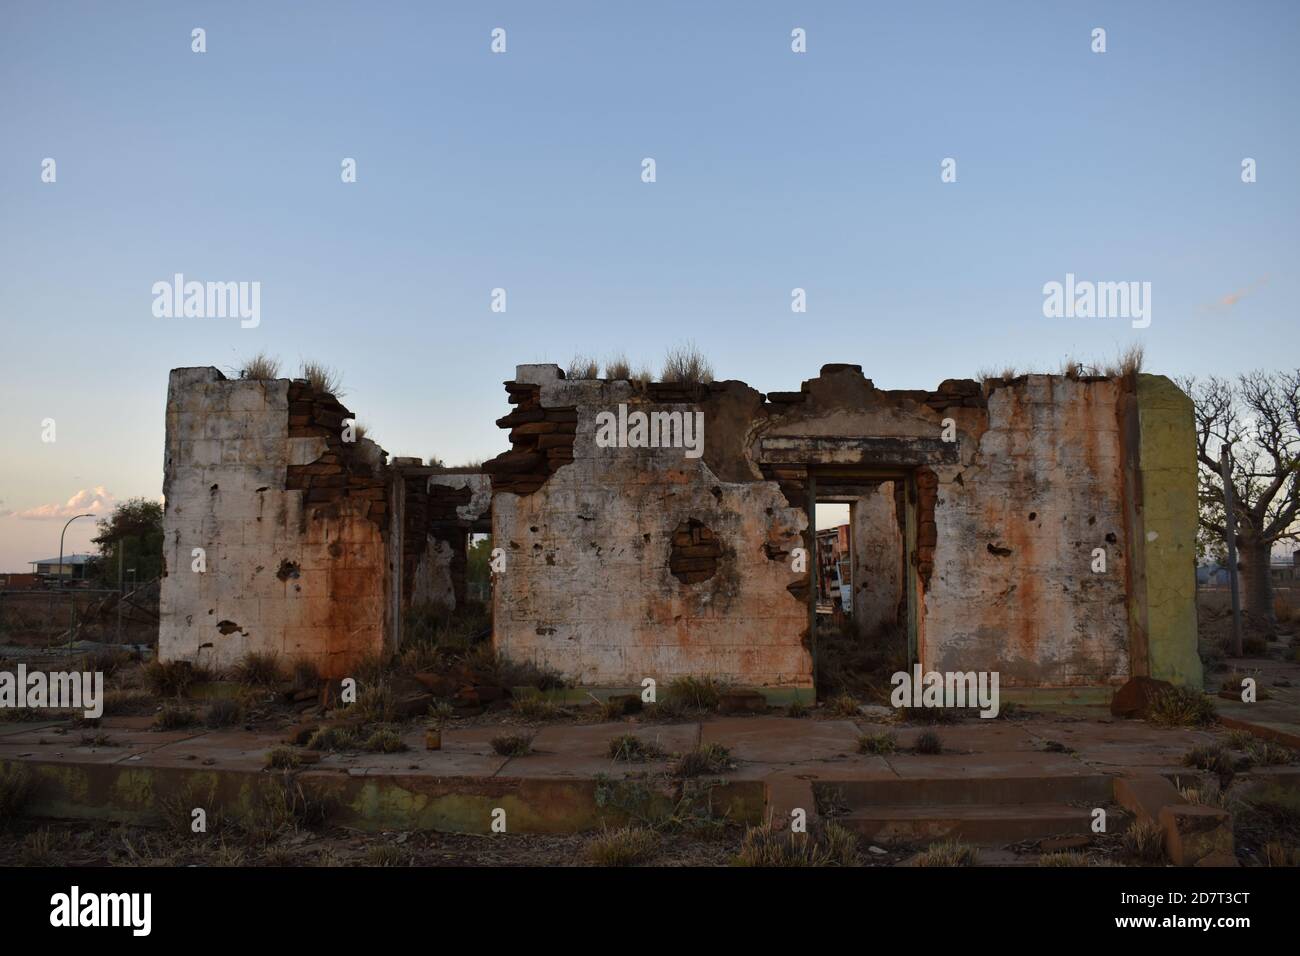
299,360 -> 344,397
914,839 -> 979,867
1149,687 -> 1217,727
566,354 -> 600,379
662,676 -> 726,713
914,730 -> 944,754
607,733 -> 665,762
661,341 -> 714,385
233,651 -> 283,686
1122,820 -> 1166,863
733,822 -> 860,867
584,825 -> 660,866
1102,343 -> 1145,378
603,354 -> 632,380
858,731 -> 898,755
672,743 -> 733,777
240,352 -> 281,380
490,733 -> 533,757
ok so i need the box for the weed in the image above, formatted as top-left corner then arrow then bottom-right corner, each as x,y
914,730 -> 943,755
160,779 -> 223,836
306,725 -> 358,751
824,694 -> 860,717
733,823 -> 859,867
344,682 -> 397,723
233,651 -> 283,686
143,660 -> 210,698
857,732 -> 898,755
240,352 -> 280,380
914,839 -> 979,867
565,354 -> 599,380
602,354 -> 632,381
0,765 -> 32,828
663,676 -> 726,712
584,825 -> 660,866
1122,820 -> 1166,863
154,703 -> 197,730
1245,740 -> 1297,766
1183,743 -> 1235,776
1148,687 -> 1216,728
512,695 -> 565,720
1262,842 -> 1300,867
203,698 -> 244,729
607,734 -> 665,762
363,844 -> 411,867
361,729 -> 407,753
299,360 -> 344,397
672,743 -> 733,778
490,733 -> 532,757
661,341 -> 713,385
266,747 -> 302,770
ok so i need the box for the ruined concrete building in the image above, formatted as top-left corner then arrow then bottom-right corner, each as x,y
159,363 -> 1202,697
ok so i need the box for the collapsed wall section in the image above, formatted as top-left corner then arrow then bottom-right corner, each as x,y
485,365 -> 811,689
396,464 -> 492,611
930,376 -> 1132,685
756,368 -> 1132,686
158,367 -> 389,678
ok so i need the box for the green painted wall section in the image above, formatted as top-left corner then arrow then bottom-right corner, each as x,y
1136,374 -> 1204,689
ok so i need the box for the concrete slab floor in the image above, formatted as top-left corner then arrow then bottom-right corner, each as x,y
2,709 -> 1283,783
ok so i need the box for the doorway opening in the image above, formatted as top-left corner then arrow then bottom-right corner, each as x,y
810,469 -> 916,701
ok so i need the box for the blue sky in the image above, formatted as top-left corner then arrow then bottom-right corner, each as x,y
1,0 -> 1296,569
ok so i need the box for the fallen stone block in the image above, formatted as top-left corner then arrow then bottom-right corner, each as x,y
1110,676 -> 1175,718
1158,804 -> 1235,867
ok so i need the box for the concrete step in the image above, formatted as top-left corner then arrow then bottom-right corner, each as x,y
818,773 -> 1113,808
838,803 -> 1095,845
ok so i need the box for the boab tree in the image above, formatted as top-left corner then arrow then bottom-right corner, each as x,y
1184,370 -> 1300,627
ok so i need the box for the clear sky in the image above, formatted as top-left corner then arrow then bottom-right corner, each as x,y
1,1 -> 1296,570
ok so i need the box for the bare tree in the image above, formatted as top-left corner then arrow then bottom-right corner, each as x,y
1183,371 -> 1300,626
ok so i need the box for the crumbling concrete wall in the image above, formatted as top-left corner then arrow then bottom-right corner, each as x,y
1133,374 -> 1203,688
405,472 -> 492,611
159,367 -> 390,678
926,376 -> 1131,685
486,363 -> 1167,690
756,369 -> 1132,686
850,483 -> 903,638
487,365 -> 811,689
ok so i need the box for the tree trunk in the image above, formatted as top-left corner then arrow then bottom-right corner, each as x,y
1238,540 -> 1276,628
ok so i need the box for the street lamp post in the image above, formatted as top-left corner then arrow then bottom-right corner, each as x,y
58,512 -> 96,650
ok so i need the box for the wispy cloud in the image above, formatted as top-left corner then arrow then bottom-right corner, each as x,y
10,487 -> 115,521
1203,276 -> 1269,312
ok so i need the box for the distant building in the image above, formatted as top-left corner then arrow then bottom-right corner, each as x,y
0,572 -> 41,590
1198,551 -> 1300,589
1270,551 -> 1300,587
28,554 -> 94,582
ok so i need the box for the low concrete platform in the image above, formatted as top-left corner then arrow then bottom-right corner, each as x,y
5,707 -> 1292,866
